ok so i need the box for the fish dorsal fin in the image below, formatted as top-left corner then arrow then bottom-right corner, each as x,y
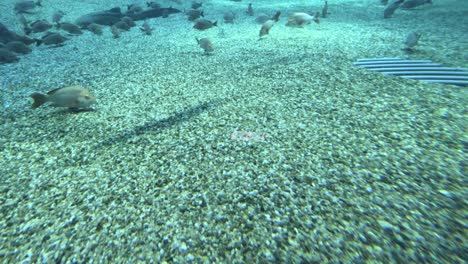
109,7 -> 122,13
47,87 -> 64,95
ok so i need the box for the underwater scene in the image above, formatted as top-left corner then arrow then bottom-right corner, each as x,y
0,0 -> 466,262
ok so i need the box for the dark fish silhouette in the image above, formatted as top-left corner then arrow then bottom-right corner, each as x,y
191,2 -> 202,9
147,2 -> 161,9
58,22 -> 83,35
193,19 -> 217,30
125,7 -> 181,20
0,23 -> 35,45
36,32 -> 68,46
4,41 -> 32,54
384,0 -> 404,18
75,7 -> 124,27
140,20 -> 152,35
14,0 -> 41,14
87,23 -> 103,35
0,48 -> 19,64
75,7 -> 182,27
186,9 -> 204,21
401,0 -> 432,9
30,19 -> 53,33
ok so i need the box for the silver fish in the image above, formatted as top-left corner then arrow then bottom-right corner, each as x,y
30,85 -> 96,109
196,37 -> 214,53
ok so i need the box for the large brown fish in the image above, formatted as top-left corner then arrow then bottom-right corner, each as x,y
30,85 -> 96,109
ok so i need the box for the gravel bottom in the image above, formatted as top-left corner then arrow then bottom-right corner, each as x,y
0,0 -> 466,263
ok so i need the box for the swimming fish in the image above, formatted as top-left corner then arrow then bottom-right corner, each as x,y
271,11 -> 281,22
52,10 -> 65,25
125,7 -> 182,21
255,14 -> 270,24
113,21 -> 130,31
36,32 -> 68,46
4,41 -> 31,54
186,9 -> 204,21
58,22 -> 83,35
259,19 -> 275,38
127,4 -> 143,14
286,12 -> 314,27
223,11 -> 235,23
111,25 -> 120,38
401,0 -> 432,9
404,31 -> 421,50
121,16 -> 136,27
322,1 -> 329,18
191,2 -> 203,9
196,37 -> 214,53
14,0 -> 42,14
0,48 -> 19,64
30,20 -> 53,33
30,85 -> 96,109
140,20 -> 152,35
193,19 -> 217,30
18,14 -> 32,34
87,23 -> 103,35
147,2 -> 161,9
246,3 -> 254,16
75,7 -> 124,27
0,23 -> 35,45
384,0 -> 404,18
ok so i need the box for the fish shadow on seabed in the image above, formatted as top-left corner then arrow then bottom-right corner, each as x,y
39,107 -> 97,117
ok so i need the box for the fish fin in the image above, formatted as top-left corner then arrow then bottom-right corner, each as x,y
213,21 -> 218,27
109,7 -> 122,13
30,93 -> 48,109
47,87 -> 64,95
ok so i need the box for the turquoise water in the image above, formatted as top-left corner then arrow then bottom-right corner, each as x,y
0,0 -> 466,263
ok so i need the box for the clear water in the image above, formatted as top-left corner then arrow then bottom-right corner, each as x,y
0,0 -> 466,262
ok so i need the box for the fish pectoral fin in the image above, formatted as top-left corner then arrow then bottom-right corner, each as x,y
68,107 -> 96,113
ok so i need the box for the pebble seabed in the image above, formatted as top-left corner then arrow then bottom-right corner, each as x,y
0,0 -> 466,263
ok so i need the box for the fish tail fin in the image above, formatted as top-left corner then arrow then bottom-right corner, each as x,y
213,21 -> 218,27
30,93 -> 48,109
195,37 -> 200,44
36,0 -> 42,7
